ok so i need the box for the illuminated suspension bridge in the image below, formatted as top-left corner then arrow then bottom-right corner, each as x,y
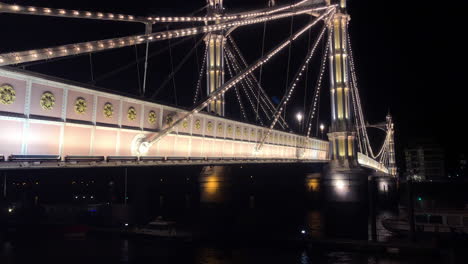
0,0 -> 394,175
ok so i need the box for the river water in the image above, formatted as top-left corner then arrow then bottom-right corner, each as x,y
0,164 -> 450,263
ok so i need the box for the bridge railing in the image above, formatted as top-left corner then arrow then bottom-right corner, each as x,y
0,68 -> 329,164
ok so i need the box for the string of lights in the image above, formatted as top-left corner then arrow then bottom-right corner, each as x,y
0,3 -> 146,23
226,52 -> 263,123
193,44 -> 209,105
255,21 -> 330,152
225,46 -> 271,125
226,47 -> 271,125
350,80 -> 365,154
305,27 -> 331,138
346,28 -> 376,158
0,1 -> 329,24
347,28 -> 391,163
226,42 -> 278,114
138,9 -> 334,154
224,53 -> 252,123
0,5 -> 333,66
378,133 -> 390,163
227,36 -> 290,129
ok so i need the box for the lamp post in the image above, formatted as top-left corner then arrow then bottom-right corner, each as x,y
320,123 -> 325,139
296,112 -> 303,133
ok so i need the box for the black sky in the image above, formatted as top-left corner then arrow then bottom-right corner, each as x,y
0,0 -> 465,169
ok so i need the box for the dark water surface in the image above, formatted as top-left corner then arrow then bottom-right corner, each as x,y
0,237 -> 440,264
0,164 -> 449,263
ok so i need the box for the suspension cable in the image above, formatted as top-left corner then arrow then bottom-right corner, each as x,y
89,37 -> 191,85
256,20 -> 268,122
225,53 -> 249,121
88,53 -> 95,83
305,27 -> 330,138
283,13 -> 295,122
151,36 -> 204,99
193,42 -> 208,105
134,45 -> 142,94
1,5 -> 335,67
302,25 -> 312,134
142,23 -> 152,96
227,36 -> 289,129
142,10 -> 335,148
225,48 -> 265,125
350,80 -> 364,153
167,26 -> 178,105
347,28 -> 375,157
226,46 -> 275,126
256,23 -> 330,152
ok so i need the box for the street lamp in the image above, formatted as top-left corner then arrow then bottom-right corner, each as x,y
320,123 -> 325,139
296,112 -> 303,132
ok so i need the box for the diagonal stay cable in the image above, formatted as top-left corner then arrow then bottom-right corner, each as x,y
150,36 -> 204,99
224,53 -> 249,122
225,49 -> 265,125
305,27 -> 331,138
255,22 -> 331,152
193,42 -> 208,105
227,36 -> 289,129
225,46 -> 270,126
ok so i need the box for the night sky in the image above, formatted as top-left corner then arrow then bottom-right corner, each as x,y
0,0 -> 465,170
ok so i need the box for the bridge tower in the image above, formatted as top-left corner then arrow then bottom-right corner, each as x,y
326,0 -> 358,170
206,0 -> 225,116
386,114 -> 397,177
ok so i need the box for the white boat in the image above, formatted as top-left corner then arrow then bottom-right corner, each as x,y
131,216 -> 192,240
382,208 -> 468,235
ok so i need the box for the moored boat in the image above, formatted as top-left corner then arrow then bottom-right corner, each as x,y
128,216 -> 192,241
382,208 -> 468,235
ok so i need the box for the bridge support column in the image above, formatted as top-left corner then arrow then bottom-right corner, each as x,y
206,0 -> 225,116
321,1 -> 369,239
327,10 -> 358,170
324,5 -> 364,180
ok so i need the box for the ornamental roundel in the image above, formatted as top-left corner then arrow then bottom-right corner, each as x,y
0,84 -> 16,105
182,120 -> 189,129
250,129 -> 255,137
207,121 -> 213,132
40,91 -> 55,110
74,97 -> 87,114
103,102 -> 114,118
244,128 -> 248,136
227,125 -> 233,135
165,114 -> 174,126
148,111 -> 157,124
194,120 -> 201,130
127,107 -> 137,121
217,123 -> 224,133
236,127 -> 241,137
